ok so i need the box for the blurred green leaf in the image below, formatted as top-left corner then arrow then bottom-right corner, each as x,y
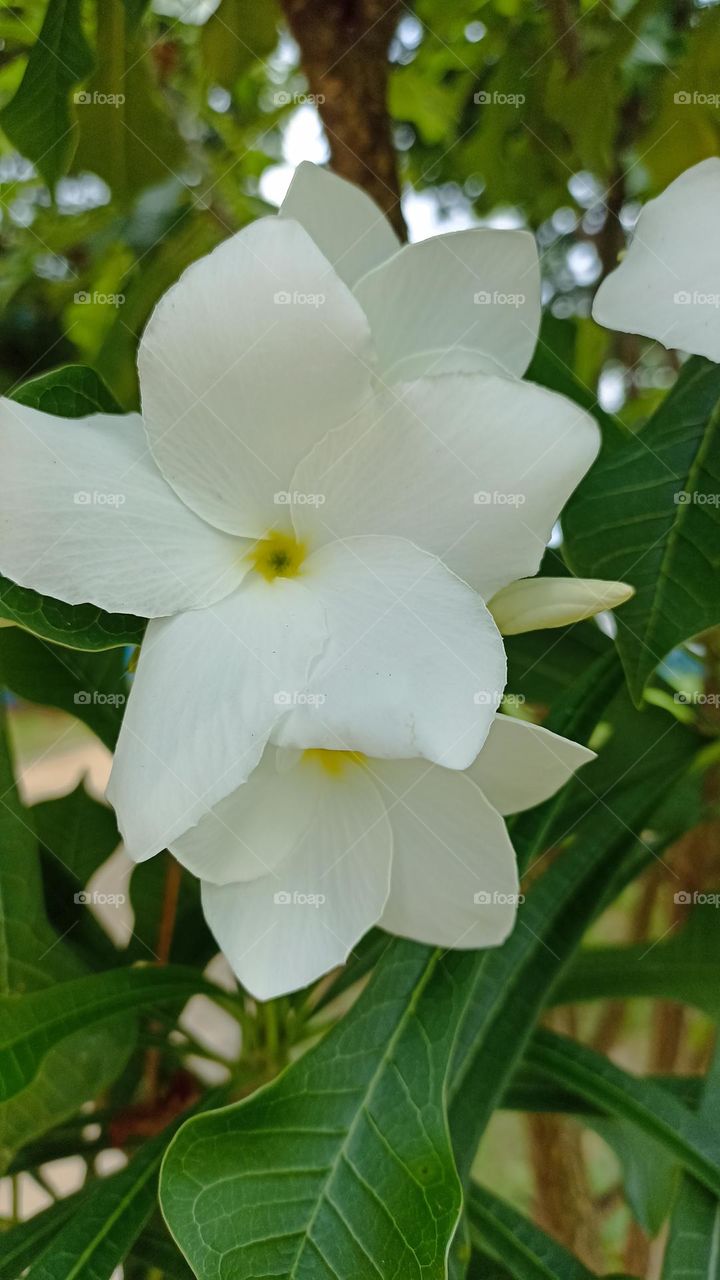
467,1183 -> 596,1279
0,627 -> 127,748
0,707 -> 134,1173
0,0 -> 94,186
526,1029 -> 720,1195
555,901 -> 720,1018
74,0 -> 184,202
662,1038 -> 720,1279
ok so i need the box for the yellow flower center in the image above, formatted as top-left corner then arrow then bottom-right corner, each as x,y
302,749 -> 366,776
248,530 -> 306,581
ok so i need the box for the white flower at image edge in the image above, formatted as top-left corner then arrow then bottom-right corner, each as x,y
0,162 -> 628,998
593,157 -> 720,361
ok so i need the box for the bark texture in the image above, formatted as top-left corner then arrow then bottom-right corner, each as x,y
280,0 -> 407,238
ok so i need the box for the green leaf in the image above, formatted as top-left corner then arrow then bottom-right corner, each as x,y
448,693 -> 696,1187
0,1186 -> 88,1279
0,966 -> 212,1102
467,1183 -> 595,1279
128,852 -> 217,969
0,367 -> 147,651
0,627 -> 127,749
11,364 -> 122,416
73,0 -> 185,202
33,783 -> 120,889
24,1102 -> 219,1280
526,1029 -> 720,1197
161,942 -> 472,1280
554,901 -> 720,1019
0,707 -> 135,1171
563,356 -> 720,703
0,0 -> 94,187
586,1115 -> 679,1236
662,1041 -> 720,1279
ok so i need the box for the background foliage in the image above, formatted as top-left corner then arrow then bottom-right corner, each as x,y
1,0 -> 720,1276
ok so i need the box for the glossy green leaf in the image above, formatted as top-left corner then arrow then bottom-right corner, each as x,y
563,356 -> 720,703
0,367 -> 147,651
161,942 -> 473,1280
0,0 -> 94,186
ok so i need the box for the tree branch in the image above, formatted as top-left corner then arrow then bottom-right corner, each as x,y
280,0 -> 407,239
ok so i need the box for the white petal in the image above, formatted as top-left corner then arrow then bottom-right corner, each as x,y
0,400 -> 245,616
279,161 -> 400,288
138,216 -> 375,537
169,748 -> 320,886
353,228 -> 540,379
468,716 -> 595,816
489,576 -> 634,634
593,158 -> 720,362
372,758 -> 518,948
273,535 -> 506,770
291,374 -> 599,599
107,576 -> 327,860
201,753 -> 392,1000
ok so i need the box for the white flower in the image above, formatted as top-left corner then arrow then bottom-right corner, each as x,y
1,161 -> 608,871
170,726 -> 594,1000
593,158 -> 720,361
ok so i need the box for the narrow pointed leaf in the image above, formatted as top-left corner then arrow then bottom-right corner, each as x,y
467,1183 -> 595,1280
